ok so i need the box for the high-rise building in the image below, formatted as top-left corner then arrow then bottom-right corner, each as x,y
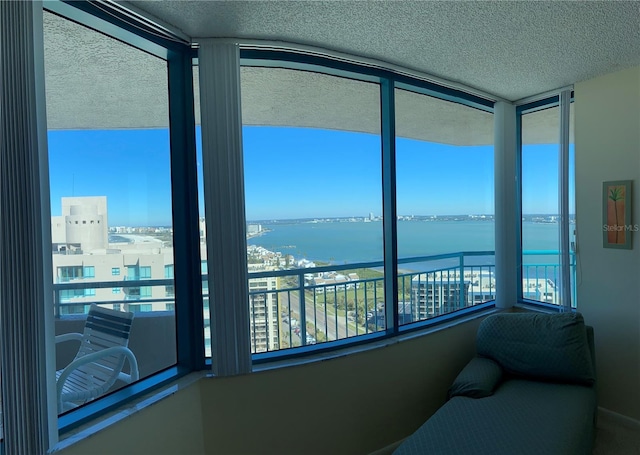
51,197 -> 280,353
411,271 -> 470,320
52,196 -> 108,252
248,276 -> 279,353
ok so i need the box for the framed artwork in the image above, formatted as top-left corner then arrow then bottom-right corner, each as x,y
603,180 -> 633,249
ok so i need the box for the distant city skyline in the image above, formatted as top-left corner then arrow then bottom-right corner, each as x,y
48,126 -> 573,226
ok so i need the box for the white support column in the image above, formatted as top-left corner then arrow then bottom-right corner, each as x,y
0,1 -> 57,453
558,90 -> 572,310
494,101 -> 518,309
198,40 -> 252,376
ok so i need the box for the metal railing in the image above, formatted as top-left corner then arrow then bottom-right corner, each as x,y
244,251 -> 496,352
522,250 -> 577,307
53,278 -> 175,317
52,250 -> 576,355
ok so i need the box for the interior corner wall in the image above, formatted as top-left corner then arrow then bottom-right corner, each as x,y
53,316 -> 484,455
56,382 -> 205,455
199,316 -> 485,455
574,65 -> 640,421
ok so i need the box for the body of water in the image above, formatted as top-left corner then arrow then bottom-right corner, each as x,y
248,220 -> 567,266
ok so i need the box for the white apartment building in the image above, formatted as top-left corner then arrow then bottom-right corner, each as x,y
52,196 -> 108,252
411,271 -> 471,320
248,276 -> 279,353
52,201 -> 175,314
52,198 -> 281,354
411,269 -> 558,319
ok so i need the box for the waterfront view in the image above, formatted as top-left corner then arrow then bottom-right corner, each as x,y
238,216 -> 574,352
52,200 -> 574,360
246,217 -> 569,266
45,52 -> 575,383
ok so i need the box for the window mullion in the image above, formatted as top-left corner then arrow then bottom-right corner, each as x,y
167,49 -> 205,370
558,90 -> 572,310
381,79 -> 399,333
495,101 -> 518,308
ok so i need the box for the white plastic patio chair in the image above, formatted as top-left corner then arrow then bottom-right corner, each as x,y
56,303 -> 139,413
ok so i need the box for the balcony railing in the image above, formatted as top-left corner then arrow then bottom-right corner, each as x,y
53,278 -> 175,317
52,250 -> 576,356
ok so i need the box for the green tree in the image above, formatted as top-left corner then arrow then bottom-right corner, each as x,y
356,302 -> 366,325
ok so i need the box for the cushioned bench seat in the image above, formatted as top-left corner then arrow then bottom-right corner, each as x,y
393,378 -> 596,455
393,313 -> 597,455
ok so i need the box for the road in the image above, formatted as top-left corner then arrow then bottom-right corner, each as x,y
281,290 -> 363,343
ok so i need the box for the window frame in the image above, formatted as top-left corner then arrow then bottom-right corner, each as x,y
45,0 -> 202,434
239,50 -> 496,366
46,0 -> 498,435
516,92 -> 575,311
83,266 -> 95,278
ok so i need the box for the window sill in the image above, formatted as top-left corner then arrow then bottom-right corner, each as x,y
52,371 -> 206,453
253,305 -> 501,373
514,301 -> 565,313
52,305 -> 499,452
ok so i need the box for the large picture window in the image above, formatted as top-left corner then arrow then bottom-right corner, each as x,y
44,9 -> 178,415
395,87 -> 495,323
35,1 -> 498,434
240,66 -> 383,353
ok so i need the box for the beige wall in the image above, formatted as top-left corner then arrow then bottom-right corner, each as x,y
58,382 -> 205,455
574,65 -> 640,421
199,316 -> 484,455
57,315 -> 485,455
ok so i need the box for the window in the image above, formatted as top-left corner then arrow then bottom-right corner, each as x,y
240,65 -> 383,353
57,266 -> 83,282
519,97 -> 575,308
140,266 -> 152,279
395,87 -> 495,324
127,266 -> 139,280
164,264 -> 175,298
60,304 -> 89,316
36,2 -> 499,435
129,303 -> 153,313
83,266 -> 95,278
59,288 -> 85,301
44,7 -> 178,419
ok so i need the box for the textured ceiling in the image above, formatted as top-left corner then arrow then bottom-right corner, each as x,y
125,0 -> 640,101
238,67 -> 494,145
43,10 -> 170,130
41,1 -> 606,143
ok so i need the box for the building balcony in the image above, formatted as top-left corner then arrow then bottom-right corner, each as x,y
53,249 -> 575,384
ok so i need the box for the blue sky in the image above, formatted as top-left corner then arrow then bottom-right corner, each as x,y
48,127 -> 573,225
